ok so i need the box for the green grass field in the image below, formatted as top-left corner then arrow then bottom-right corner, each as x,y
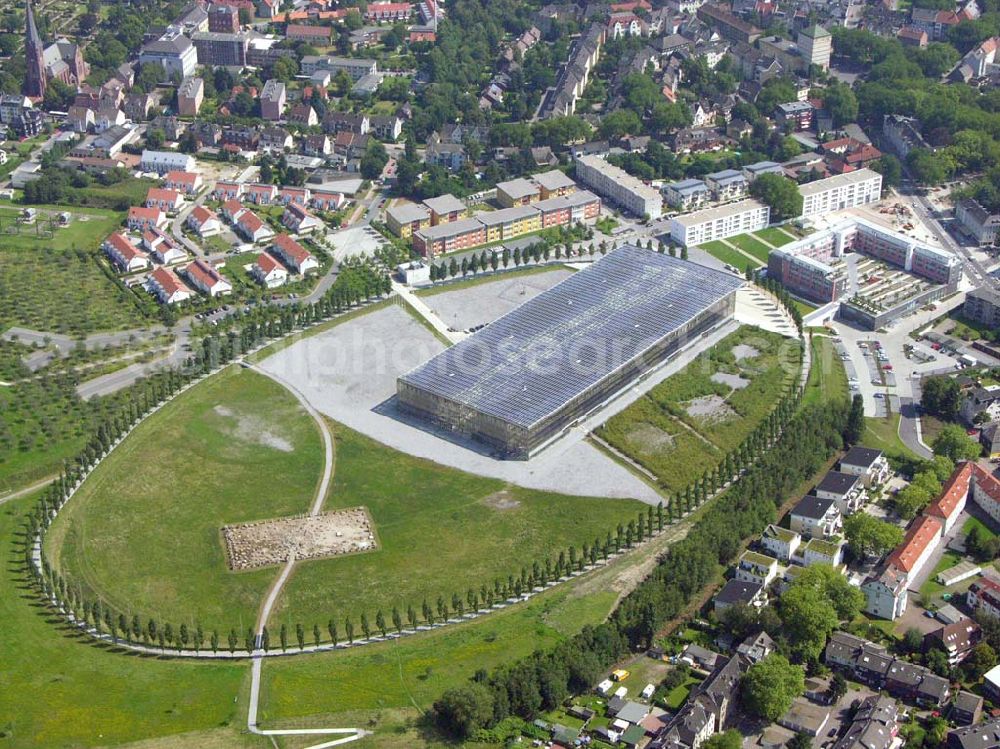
727,233 -> 772,263
596,327 -> 799,493
754,227 -> 797,248
698,240 -> 761,273
45,367 -> 327,632
864,413 -> 918,462
0,204 -> 150,335
0,492 -> 252,749
802,336 -> 849,408
44,366 -> 644,634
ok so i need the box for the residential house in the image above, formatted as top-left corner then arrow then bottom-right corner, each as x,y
142,228 -> 186,264
252,252 -> 289,288
886,515 -> 943,585
948,717 -> 1000,749
260,127 -> 294,152
713,579 -> 766,613
734,550 -> 778,587
862,564 -> 908,621
235,208 -> 276,243
271,233 -> 319,273
289,104 -> 318,127
163,170 -> 202,195
261,79 -> 286,121
760,524 -> 801,561
370,115 -> 403,141
663,179 -> 711,211
803,538 -> 844,568
282,203 -> 322,234
426,140 -> 467,171
304,134 -> 332,157
103,232 -> 150,272
950,691 -> 984,726
736,631 -> 775,663
839,446 -> 890,487
185,206 -> 222,238
127,206 -> 166,231
955,198 -> 1000,246
705,169 -> 748,202
244,184 -> 279,205
145,187 -> 184,214
813,471 -> 866,516
145,267 -> 193,304
967,577 -> 1000,619
789,495 -> 842,539
924,618 -> 981,666
833,695 -> 898,749
184,259 -> 232,296
497,177 -> 541,207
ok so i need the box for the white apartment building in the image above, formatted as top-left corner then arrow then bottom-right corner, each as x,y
669,199 -> 770,247
799,168 -> 882,219
862,565 -> 908,620
574,154 -> 662,219
141,149 -> 196,174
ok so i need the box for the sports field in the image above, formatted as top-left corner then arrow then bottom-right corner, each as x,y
44,366 -> 644,634
596,326 -> 800,493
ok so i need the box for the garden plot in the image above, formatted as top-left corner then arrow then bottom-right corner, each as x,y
222,508 -> 377,571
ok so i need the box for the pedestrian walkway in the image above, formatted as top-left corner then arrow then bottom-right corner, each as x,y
390,280 -> 467,344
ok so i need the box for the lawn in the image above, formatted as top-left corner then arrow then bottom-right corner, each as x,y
755,227 -> 797,248
596,326 -> 799,493
864,414 -> 919,462
802,336 -> 849,408
269,422 -> 644,630
44,366 -> 645,634
727,233 -> 772,263
44,367 -> 327,633
791,298 -> 818,316
698,240 -> 761,273
0,204 -> 151,335
0,492 -> 252,749
663,675 -> 700,709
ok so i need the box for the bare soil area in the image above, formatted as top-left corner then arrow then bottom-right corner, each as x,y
685,395 -> 737,422
222,507 -> 377,571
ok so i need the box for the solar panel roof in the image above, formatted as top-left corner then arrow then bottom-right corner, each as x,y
398,245 -> 744,430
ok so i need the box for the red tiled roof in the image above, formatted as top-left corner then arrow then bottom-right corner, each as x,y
973,464 -> 1000,506
190,205 -> 217,225
887,515 -> 942,573
150,267 -> 187,295
926,462 -> 973,522
165,170 -> 198,185
287,23 -> 332,36
146,187 -> 180,203
128,206 -> 162,222
274,233 -> 311,263
247,184 -> 276,195
223,199 -> 244,216
255,252 -> 282,273
107,232 -> 141,260
186,259 -> 225,288
238,210 -> 266,232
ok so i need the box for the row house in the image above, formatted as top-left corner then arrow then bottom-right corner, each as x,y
235,208 -> 275,243
245,184 -> 279,205
323,111 -> 370,135
142,228 -> 187,265
366,2 -> 412,21
163,171 -> 202,196
271,234 -> 319,274
221,126 -> 259,151
885,515 -> 942,585
145,187 -> 184,214
282,203 -> 323,234
127,206 -> 167,231
214,181 -> 243,201
925,461 -> 972,534
184,259 -> 233,297
145,267 -> 193,305
260,126 -> 294,152
311,189 -> 346,211
185,206 -> 223,238
825,632 -> 951,706
103,232 -> 150,273
279,186 -> 311,206
251,252 -> 289,288
304,134 -> 332,157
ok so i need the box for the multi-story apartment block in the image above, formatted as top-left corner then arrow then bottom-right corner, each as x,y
413,217 -> 486,257
768,248 -> 846,303
387,203 -> 431,238
705,169 -> 748,202
478,205 -> 543,243
496,178 -> 541,208
575,154 -> 662,219
883,114 -> 929,158
533,191 -> 600,227
799,169 -> 882,219
533,170 -> 576,199
964,286 -> 1000,328
734,550 -> 778,587
139,31 -> 197,79
760,524 -> 801,561
742,161 -> 783,182
177,76 -> 204,116
663,179 -> 710,211
776,100 -> 814,130
955,198 -> 1000,246
798,25 -> 831,70
862,564 -> 908,620
696,4 -> 761,44
669,199 -> 769,247
422,194 -> 467,225
191,31 -> 248,66
208,3 -> 240,33
301,55 -> 378,80
260,79 -> 286,121
789,495 -> 842,539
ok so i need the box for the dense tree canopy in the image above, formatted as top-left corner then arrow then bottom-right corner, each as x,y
844,513 -> 904,559
742,654 -> 805,721
750,174 -> 804,221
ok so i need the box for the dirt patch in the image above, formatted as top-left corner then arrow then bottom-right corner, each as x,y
213,404 -> 294,452
628,423 -> 675,451
732,344 -> 760,361
482,490 -> 521,510
710,372 -> 749,390
222,507 -> 377,570
685,395 -> 737,423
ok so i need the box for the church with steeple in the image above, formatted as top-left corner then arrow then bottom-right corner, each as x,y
24,0 -> 46,98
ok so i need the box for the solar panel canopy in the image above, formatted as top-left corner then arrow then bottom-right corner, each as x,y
397,245 -> 743,455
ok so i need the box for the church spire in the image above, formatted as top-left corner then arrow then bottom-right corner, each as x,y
24,0 -> 46,98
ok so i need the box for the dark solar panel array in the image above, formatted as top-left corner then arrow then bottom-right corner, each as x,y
398,245 -> 744,429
